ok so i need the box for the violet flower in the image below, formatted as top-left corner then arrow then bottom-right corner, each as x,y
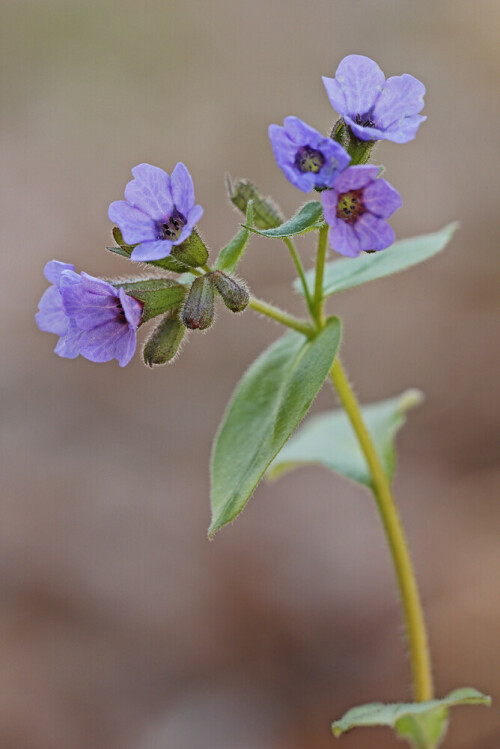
269,117 -> 351,192
322,165 -> 402,257
108,163 -> 203,262
323,55 -> 426,143
36,261 -> 143,366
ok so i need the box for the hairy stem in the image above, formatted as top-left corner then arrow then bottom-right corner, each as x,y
248,296 -> 314,337
283,237 -> 315,317
312,224 -> 329,327
329,357 -> 434,702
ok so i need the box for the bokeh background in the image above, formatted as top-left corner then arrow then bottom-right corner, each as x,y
1,1 -> 499,747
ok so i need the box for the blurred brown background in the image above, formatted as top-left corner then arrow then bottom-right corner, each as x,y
1,1 -> 499,747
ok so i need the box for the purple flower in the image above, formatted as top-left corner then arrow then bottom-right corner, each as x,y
268,117 -> 351,192
108,162 -> 203,262
322,165 -> 402,257
323,55 -> 426,143
36,261 -> 143,366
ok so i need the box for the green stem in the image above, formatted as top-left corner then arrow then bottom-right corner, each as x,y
248,296 -> 314,337
329,357 -> 434,703
283,237 -> 315,317
312,224 -> 329,327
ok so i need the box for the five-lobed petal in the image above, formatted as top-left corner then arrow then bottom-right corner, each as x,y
323,54 -> 426,143
36,261 -> 143,367
269,116 -> 351,192
322,165 -> 402,257
108,162 -> 203,261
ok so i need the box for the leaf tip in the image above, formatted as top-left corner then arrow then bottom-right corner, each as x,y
400,388 -> 425,411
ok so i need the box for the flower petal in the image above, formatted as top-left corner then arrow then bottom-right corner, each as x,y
43,260 -> 75,286
78,321 -> 126,363
333,165 -> 379,193
171,162 -> 196,217
36,286 -> 68,336
118,288 -> 143,329
114,328 -> 137,367
62,282 -> 119,330
108,201 -> 157,244
130,239 -> 173,262
353,212 -> 395,251
283,116 -> 323,149
54,320 -> 83,359
186,203 -> 204,230
124,163 -> 173,221
331,55 -> 385,117
322,76 -> 347,116
373,74 -> 426,132
343,115 -> 387,142
363,178 -> 402,218
321,188 -> 340,225
328,218 -> 362,258
383,115 -> 427,144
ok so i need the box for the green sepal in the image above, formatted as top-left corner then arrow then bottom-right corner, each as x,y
107,226 -> 204,274
267,389 -> 423,488
171,228 -> 209,268
245,201 -> 323,239
296,223 -> 458,300
209,317 -> 342,537
214,201 -> 254,273
210,270 -> 249,313
117,278 -> 186,323
332,688 -> 491,749
226,175 -> 284,230
181,275 -> 215,330
143,312 -> 185,366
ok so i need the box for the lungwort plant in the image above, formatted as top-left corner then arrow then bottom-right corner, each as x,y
37,54 -> 491,747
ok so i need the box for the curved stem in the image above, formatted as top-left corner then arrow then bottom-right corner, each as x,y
330,357 -> 434,702
283,237 -> 315,317
248,296 -> 314,337
312,224 -> 329,327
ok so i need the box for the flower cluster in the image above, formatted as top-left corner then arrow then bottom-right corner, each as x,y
36,54 -> 426,365
269,54 -> 425,257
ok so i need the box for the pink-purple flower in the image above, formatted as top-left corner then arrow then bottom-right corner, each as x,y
36,261 -> 143,366
268,117 -> 351,192
322,165 -> 402,257
108,163 -> 203,262
323,55 -> 426,144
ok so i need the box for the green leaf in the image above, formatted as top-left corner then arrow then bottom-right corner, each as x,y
245,201 -> 323,239
209,317 -> 342,537
332,688 -> 491,748
267,390 -> 423,487
214,201 -> 254,272
296,223 -> 458,299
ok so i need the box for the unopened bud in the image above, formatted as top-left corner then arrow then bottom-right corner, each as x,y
172,229 -> 209,268
210,270 -> 249,313
181,275 -> 215,330
330,119 -> 374,165
226,175 -> 284,230
143,312 -> 186,366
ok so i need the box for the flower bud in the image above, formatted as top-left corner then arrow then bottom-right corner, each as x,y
226,175 -> 284,230
143,312 -> 186,366
172,228 -> 209,268
210,270 -> 249,313
330,119 -> 374,165
181,275 -> 215,330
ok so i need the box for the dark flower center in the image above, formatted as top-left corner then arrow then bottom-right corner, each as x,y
355,112 -> 376,128
336,189 -> 366,225
294,146 -> 325,174
157,207 -> 186,241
